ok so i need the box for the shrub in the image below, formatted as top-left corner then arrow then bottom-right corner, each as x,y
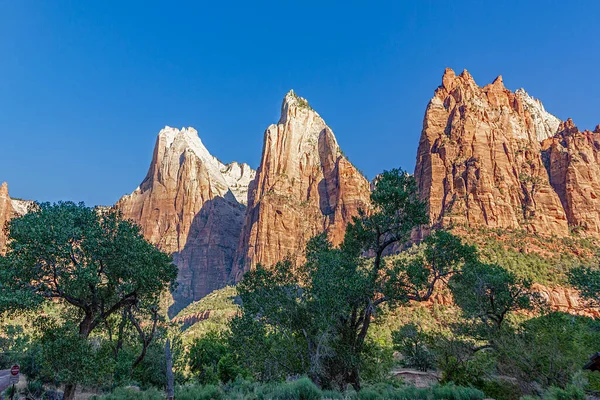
92,387 -> 164,400
176,384 -> 224,400
392,323 -> 436,371
542,385 -> 585,400
264,377 -> 322,400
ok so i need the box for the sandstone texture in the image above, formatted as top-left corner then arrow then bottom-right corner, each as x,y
0,183 -> 13,254
116,127 -> 255,310
231,91 -> 371,280
0,182 -> 32,254
415,68 -> 600,237
542,120 -> 600,236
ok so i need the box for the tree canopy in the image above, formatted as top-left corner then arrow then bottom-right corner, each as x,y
0,202 -> 177,399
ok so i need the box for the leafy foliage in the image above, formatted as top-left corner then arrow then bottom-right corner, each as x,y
0,202 -> 178,398
232,169 -> 476,390
392,323 -> 435,371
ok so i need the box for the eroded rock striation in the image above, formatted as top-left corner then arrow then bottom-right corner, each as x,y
414,68 -> 600,237
542,121 -> 600,236
0,182 -> 32,254
0,183 -> 13,254
231,91 -> 371,280
116,127 -> 255,310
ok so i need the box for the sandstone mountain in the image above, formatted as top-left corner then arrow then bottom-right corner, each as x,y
231,91 -> 371,281
542,120 -> 600,236
415,68 -> 600,237
0,182 -> 32,254
0,183 -> 13,254
116,127 -> 255,311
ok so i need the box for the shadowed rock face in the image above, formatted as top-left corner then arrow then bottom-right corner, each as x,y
415,68 -> 573,236
542,121 -> 600,236
231,91 -> 371,281
116,127 -> 255,311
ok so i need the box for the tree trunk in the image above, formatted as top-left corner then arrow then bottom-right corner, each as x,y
165,339 -> 174,400
348,367 -> 361,392
63,383 -> 76,400
64,315 -> 93,400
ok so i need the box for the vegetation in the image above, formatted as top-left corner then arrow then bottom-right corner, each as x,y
229,169 -> 478,390
0,202 -> 177,399
2,170 -> 600,399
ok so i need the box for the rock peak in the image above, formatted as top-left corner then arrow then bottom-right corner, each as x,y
279,90 -> 322,128
0,182 -> 7,192
594,124 -> 600,134
492,75 -> 504,88
441,68 -> 456,90
459,69 -> 475,82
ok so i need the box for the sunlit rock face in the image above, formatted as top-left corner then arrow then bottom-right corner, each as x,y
0,182 -> 32,254
542,121 -> 600,236
116,127 -> 255,311
415,68 -> 569,236
0,182 -> 13,254
231,91 -> 371,281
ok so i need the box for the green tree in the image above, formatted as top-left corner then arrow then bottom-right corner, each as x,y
392,323 -> 435,372
188,332 -> 229,384
450,262 -> 537,334
569,265 -> 600,306
234,169 -> 476,390
0,202 -> 177,399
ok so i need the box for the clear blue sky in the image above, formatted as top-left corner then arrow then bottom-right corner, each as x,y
1,1 -> 598,205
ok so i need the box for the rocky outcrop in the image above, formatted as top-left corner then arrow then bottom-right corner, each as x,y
415,68 -> 569,235
116,127 -> 255,310
424,283 -> 600,319
0,183 -> 32,254
542,121 -> 600,236
231,91 -> 371,280
0,183 -> 13,254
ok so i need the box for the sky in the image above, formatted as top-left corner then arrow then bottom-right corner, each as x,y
1,1 -> 599,206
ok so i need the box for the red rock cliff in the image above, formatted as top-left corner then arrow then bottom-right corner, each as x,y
116,127 -> 255,311
415,68 -> 570,235
231,91 -> 371,280
0,182 -> 13,254
542,121 -> 600,236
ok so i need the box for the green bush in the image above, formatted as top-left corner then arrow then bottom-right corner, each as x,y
478,379 -> 521,400
431,384 -> 485,399
542,385 -> 585,400
263,377 -> 322,400
351,383 -> 484,400
93,387 -> 164,400
392,323 -> 436,372
176,384 -> 224,400
321,389 -> 344,399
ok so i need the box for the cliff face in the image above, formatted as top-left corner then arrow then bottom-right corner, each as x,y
116,127 -> 255,309
231,91 -> 371,280
0,183 -> 13,254
415,68 -> 576,236
542,121 -> 600,236
0,183 -> 32,254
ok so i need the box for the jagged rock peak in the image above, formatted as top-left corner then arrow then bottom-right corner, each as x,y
149,126 -> 256,205
491,75 -> 504,88
279,89 -> 323,124
416,69 -> 569,236
232,90 -> 371,278
514,89 -> 561,141
158,126 -> 222,170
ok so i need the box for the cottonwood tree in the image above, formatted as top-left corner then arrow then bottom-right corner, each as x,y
233,169 -> 476,390
0,202 -> 177,400
449,262 -> 539,339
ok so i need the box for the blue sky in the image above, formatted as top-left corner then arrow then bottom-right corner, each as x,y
1,1 -> 599,205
